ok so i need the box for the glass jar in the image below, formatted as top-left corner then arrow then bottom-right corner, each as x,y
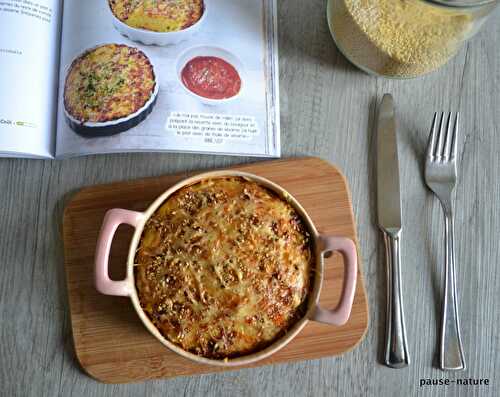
327,0 -> 499,78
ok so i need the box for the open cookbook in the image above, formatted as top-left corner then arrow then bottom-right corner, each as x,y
0,0 -> 280,158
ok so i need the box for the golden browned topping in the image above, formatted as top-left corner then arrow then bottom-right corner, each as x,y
135,177 -> 313,359
109,0 -> 204,32
64,44 -> 156,123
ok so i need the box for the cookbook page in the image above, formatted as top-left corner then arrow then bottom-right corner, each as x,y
55,0 -> 280,158
0,0 -> 61,158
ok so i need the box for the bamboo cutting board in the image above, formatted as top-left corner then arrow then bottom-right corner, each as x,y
63,157 -> 368,384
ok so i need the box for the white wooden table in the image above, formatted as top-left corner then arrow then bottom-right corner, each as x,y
1,1 -> 499,395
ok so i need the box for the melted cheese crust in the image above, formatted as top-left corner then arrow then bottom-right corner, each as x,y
64,44 -> 155,123
135,177 -> 313,359
109,0 -> 204,32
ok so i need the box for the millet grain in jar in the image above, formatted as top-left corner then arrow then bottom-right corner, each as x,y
328,0 -> 473,78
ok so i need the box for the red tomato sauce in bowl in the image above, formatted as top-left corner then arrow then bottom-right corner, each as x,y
181,56 -> 241,100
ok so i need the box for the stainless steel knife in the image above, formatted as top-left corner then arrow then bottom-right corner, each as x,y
376,94 -> 410,368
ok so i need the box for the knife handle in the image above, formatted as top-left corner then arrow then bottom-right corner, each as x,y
383,230 -> 410,368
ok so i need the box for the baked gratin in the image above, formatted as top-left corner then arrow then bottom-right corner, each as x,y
64,44 -> 156,124
109,0 -> 204,32
135,177 -> 313,359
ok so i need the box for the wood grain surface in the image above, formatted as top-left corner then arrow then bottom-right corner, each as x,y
63,158 -> 368,383
1,1 -> 499,396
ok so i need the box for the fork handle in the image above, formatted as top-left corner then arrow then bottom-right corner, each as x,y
383,230 -> 410,368
440,213 -> 466,371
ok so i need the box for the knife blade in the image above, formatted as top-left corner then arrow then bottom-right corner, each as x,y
376,94 -> 410,369
377,94 -> 402,232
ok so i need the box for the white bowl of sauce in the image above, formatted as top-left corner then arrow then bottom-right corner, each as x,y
176,46 -> 245,105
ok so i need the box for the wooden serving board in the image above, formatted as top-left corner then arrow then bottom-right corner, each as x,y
63,157 -> 369,384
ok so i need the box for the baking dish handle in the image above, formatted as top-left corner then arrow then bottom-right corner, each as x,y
312,236 -> 358,326
95,209 -> 144,297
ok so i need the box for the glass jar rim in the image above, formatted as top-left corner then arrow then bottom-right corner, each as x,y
424,0 -> 498,8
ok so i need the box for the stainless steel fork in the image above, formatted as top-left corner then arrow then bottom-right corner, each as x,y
425,112 -> 466,371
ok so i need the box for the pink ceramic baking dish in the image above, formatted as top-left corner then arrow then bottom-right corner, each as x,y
94,170 -> 357,367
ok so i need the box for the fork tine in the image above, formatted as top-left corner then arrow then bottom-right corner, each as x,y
435,112 -> 446,159
450,113 -> 459,160
443,112 -> 454,160
427,113 -> 439,159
